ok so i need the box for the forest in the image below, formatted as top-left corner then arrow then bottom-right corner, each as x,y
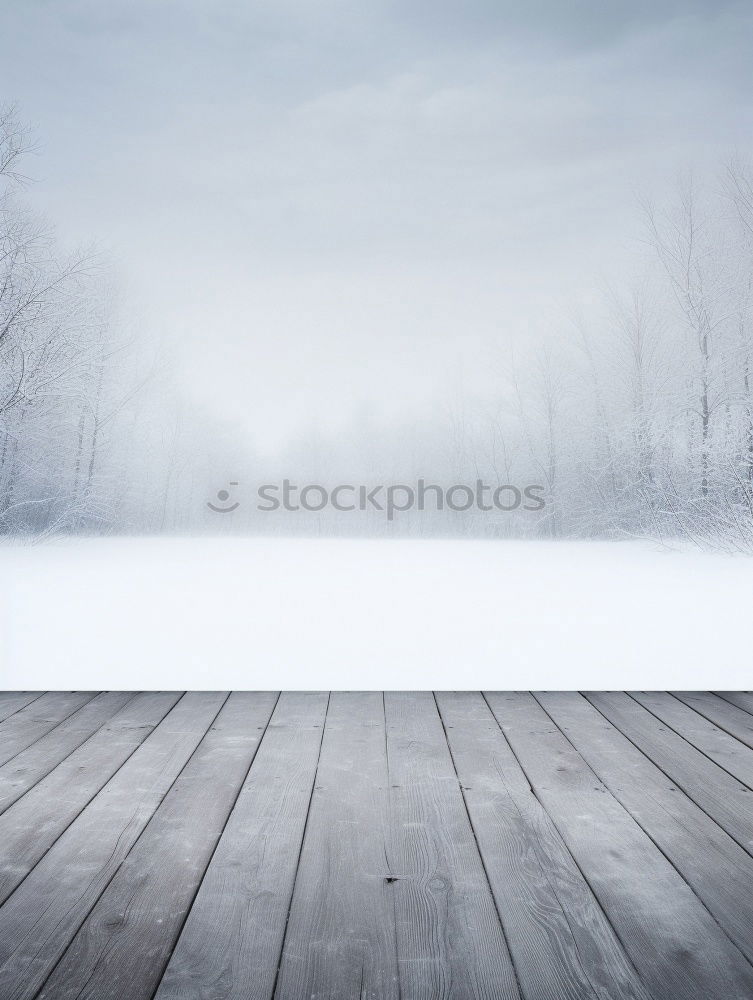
3,104 -> 753,549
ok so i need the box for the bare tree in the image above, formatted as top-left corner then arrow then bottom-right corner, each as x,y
643,178 -> 730,501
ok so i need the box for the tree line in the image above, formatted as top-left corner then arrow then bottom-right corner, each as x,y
4,103 -> 753,547
224,157 -> 753,548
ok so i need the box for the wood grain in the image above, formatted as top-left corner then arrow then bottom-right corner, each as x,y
0,692 -> 96,767
384,691 -> 520,1000
0,692 -> 227,1000
0,691 -> 135,814
36,692 -> 279,1000
154,691 -> 329,1000
0,694 -> 44,725
486,691 -> 753,1000
588,691 -> 753,855
274,691 -> 399,1000
672,691 -> 753,755
436,691 -> 653,1000
633,690 -> 753,788
716,691 -> 753,717
538,690 -> 753,965
0,690 -> 183,905
0,690 -> 750,1000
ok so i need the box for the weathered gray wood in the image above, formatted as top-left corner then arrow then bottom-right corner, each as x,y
384,691 -> 520,1000
0,690 -> 183,905
36,692 -> 279,1000
588,692 -> 753,855
633,691 -> 753,788
0,690 -> 751,1000
0,692 -> 96,766
155,691 -> 329,1000
0,694 -> 44,725
0,691 -> 227,1000
0,691 -> 135,814
274,691 -> 399,1000
672,691 -> 753,754
538,690 -> 753,965
716,692 -> 753,716
485,691 -> 753,1000
436,691 -> 653,1000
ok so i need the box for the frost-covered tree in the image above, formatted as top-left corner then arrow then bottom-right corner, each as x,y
0,106 -> 161,534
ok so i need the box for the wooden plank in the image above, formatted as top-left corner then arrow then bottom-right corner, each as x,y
0,694 -> 44,725
716,692 -> 753,716
35,692 -> 279,1000
384,691 -> 520,1000
274,691 -> 399,1000
634,691 -> 753,788
485,691 -> 753,1000
0,691 -> 183,905
436,691 -> 653,1000
672,691 -> 753,754
0,692 -> 97,766
0,691 -> 227,1000
537,690 -> 753,965
154,691 -> 329,1000
587,692 -> 753,855
0,691 -> 135,815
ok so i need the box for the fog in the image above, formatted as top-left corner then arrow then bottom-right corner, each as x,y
4,1 -> 752,446
2,2 -> 753,541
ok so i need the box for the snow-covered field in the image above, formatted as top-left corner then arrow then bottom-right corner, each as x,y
1,537 -> 750,690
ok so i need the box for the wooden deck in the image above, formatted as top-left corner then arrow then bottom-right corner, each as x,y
0,692 -> 751,999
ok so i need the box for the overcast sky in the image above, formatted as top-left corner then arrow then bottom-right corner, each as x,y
3,0 -> 752,448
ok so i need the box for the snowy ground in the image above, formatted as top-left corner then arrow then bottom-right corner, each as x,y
1,537 -> 750,690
